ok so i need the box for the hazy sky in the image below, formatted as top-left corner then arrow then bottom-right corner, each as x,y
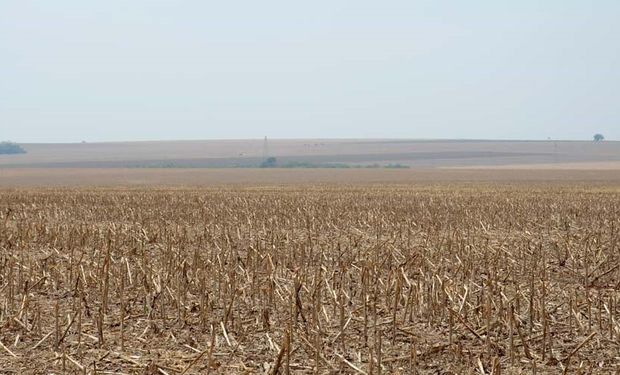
1,1 -> 618,142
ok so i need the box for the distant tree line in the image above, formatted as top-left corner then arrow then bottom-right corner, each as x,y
0,141 -> 26,154
258,157 -> 411,169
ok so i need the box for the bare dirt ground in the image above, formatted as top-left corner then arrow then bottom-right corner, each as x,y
2,139 -> 619,168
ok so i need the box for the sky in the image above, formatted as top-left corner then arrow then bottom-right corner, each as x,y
1,1 -> 619,143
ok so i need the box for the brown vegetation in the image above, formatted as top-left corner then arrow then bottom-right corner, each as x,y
0,186 -> 619,373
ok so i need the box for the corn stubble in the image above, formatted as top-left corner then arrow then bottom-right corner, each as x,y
0,186 -> 618,374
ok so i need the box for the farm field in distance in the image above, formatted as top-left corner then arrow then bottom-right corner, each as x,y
2,139 -> 620,169
2,167 -> 620,188
1,184 -> 618,374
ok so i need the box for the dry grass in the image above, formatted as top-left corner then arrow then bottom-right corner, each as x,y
0,185 -> 619,374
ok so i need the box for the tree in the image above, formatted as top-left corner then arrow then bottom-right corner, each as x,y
260,157 -> 277,168
0,141 -> 26,154
593,134 -> 605,142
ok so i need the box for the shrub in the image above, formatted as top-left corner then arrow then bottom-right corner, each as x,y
0,141 -> 26,154
260,157 -> 278,168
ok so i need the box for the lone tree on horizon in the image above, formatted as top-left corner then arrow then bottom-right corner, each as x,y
0,141 -> 26,154
593,133 -> 605,142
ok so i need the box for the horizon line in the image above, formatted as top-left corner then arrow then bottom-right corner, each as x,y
9,137 -> 616,144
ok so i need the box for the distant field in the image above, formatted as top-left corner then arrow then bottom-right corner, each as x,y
450,161 -> 620,170
2,139 -> 619,187
1,168 -> 620,188
2,139 -> 620,169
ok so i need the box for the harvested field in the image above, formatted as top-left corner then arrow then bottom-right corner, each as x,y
1,185 -> 619,374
